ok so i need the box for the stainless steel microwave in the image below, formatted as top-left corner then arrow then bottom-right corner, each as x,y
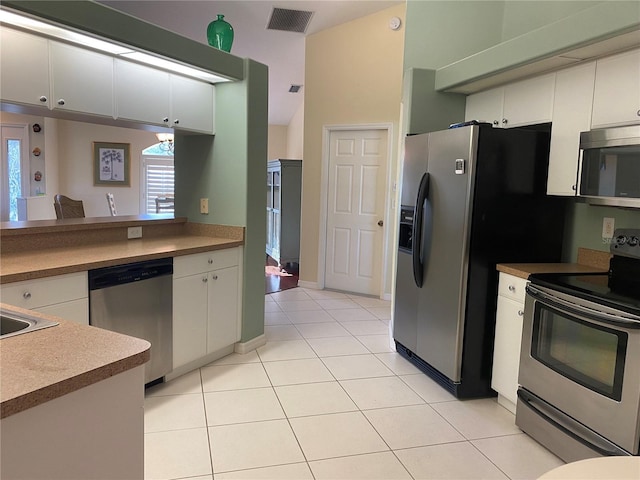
577,125 -> 640,208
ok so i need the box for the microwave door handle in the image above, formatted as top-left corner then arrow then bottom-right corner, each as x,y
575,149 -> 584,194
526,285 -> 640,327
517,389 -> 631,457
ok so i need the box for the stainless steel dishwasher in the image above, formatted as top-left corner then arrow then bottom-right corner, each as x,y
89,257 -> 173,385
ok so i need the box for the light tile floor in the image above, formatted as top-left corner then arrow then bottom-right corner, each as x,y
144,288 -> 564,480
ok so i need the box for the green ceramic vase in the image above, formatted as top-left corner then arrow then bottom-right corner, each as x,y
207,14 -> 234,53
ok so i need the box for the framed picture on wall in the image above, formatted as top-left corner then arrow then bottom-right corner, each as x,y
93,142 -> 130,186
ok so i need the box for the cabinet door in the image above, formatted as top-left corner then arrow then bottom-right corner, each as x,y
0,28 -> 50,108
170,75 -> 215,133
502,73 -> 555,128
50,42 -> 114,117
37,298 -> 89,325
114,59 -> 170,125
1,272 -> 88,310
548,62 -> 596,196
491,295 -> 525,407
592,49 -> 640,128
207,266 -> 239,353
173,274 -> 208,368
464,87 -> 503,127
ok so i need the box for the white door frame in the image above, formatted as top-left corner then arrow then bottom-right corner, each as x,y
317,123 -> 394,297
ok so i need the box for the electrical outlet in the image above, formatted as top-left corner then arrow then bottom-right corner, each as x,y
602,217 -> 615,239
200,198 -> 209,214
127,226 -> 142,239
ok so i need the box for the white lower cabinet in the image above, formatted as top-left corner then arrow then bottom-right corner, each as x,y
0,272 -> 89,325
492,272 -> 527,413
172,248 -> 242,370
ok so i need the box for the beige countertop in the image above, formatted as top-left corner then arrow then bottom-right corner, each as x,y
0,303 -> 150,419
497,247 -> 611,279
0,220 -> 244,418
0,234 -> 243,283
496,262 -> 608,279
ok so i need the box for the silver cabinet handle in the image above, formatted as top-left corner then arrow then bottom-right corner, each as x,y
202,276 -> 208,283
518,310 -> 524,316
502,118 -> 508,125
173,119 -> 180,125
508,285 -> 516,292
492,120 -> 499,126
211,274 -> 218,280
39,96 -> 48,103
377,220 -> 384,227
208,258 -> 213,265
23,291 -> 32,300
57,98 -> 65,106
572,184 -> 577,191
637,110 -> 640,117
162,117 -> 169,123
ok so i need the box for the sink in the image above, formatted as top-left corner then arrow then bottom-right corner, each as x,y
0,310 -> 59,339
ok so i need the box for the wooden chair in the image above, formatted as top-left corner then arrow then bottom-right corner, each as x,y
54,195 -> 85,219
106,193 -> 117,216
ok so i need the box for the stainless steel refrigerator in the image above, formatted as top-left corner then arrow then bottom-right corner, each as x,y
394,123 -> 566,398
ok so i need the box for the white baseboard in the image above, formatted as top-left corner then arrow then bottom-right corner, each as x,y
165,344 -> 234,381
297,280 -> 320,289
235,334 -> 266,354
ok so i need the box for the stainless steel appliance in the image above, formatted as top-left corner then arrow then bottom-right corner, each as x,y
578,125 -> 640,208
394,123 -> 567,398
89,258 -> 173,384
517,228 -> 640,461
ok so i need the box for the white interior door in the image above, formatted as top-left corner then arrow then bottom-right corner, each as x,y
324,129 -> 388,295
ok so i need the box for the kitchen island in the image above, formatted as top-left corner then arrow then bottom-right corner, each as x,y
0,303 -> 151,479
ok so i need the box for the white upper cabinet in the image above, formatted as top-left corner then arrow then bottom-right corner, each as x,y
0,28 -> 50,109
49,42 -> 114,117
465,73 -> 556,128
114,59 -> 171,126
502,73 -> 555,128
170,75 -> 215,134
591,49 -> 640,128
547,62 -> 596,196
465,87 -> 504,127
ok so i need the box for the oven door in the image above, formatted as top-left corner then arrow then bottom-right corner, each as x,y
518,284 -> 640,455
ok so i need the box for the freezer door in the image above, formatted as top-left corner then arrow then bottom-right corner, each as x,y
400,133 -> 429,207
416,126 -> 478,382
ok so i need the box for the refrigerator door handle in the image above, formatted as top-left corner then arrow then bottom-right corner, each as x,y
412,172 -> 430,287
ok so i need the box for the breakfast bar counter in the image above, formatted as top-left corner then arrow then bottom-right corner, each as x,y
0,303 -> 150,419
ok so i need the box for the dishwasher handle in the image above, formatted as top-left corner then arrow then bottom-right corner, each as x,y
89,258 -> 173,290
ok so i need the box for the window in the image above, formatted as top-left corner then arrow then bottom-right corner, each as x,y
141,144 -> 174,215
1,125 -> 29,221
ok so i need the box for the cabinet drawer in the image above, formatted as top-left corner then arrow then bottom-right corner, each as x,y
497,273 -> 528,303
174,248 -> 239,278
1,272 -> 88,309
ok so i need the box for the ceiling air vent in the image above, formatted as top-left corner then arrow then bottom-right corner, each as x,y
267,7 -> 314,33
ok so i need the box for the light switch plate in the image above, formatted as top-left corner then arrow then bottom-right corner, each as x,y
127,226 -> 142,239
200,198 -> 209,214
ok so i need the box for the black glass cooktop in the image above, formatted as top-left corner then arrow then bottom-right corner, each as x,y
529,272 -> 640,316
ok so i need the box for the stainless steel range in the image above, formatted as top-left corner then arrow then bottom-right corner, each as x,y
516,228 -> 640,462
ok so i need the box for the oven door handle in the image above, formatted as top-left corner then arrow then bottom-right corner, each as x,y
526,285 -> 640,328
517,389 -> 631,457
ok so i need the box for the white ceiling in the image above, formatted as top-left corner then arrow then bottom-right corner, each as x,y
99,1 -> 403,125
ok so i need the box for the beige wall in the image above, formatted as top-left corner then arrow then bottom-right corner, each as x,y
56,120 -> 157,217
286,101 -> 304,160
267,125 -> 288,160
300,4 -> 406,296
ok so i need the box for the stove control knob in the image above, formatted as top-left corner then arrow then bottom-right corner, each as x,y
615,235 -> 627,246
628,236 -> 639,247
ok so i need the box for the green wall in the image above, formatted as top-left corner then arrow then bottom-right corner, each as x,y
564,203 -> 640,261
176,59 -> 268,343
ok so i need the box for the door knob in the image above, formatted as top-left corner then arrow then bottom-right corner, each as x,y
377,220 -> 384,227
